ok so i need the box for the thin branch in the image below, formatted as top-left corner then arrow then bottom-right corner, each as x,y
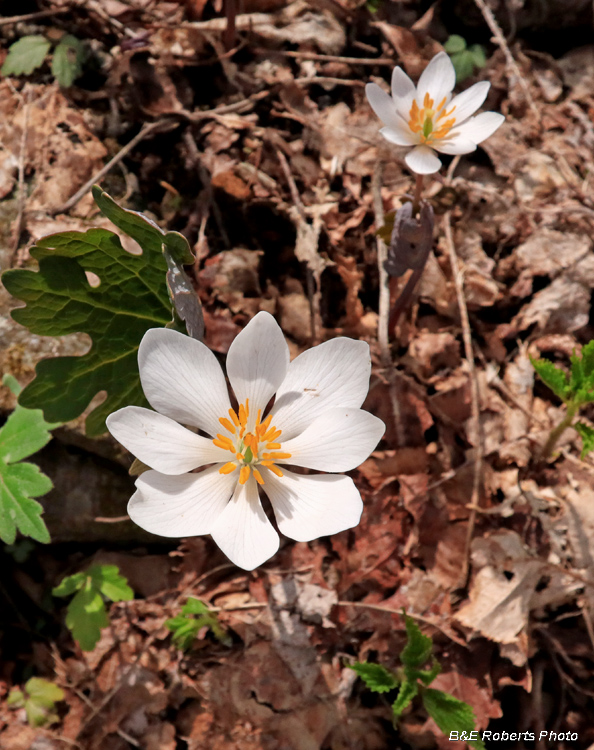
372,161 -> 389,366
254,49 -> 395,66
0,8 -> 69,26
443,213 -> 483,589
472,0 -> 539,118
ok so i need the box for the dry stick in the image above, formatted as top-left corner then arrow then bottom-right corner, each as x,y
52,120 -> 170,214
10,88 -> 30,261
443,213 -> 483,589
472,0 -> 539,118
0,8 -> 70,25
256,49 -> 394,66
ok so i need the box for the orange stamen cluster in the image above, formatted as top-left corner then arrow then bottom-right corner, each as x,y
213,399 -> 291,485
408,92 -> 456,144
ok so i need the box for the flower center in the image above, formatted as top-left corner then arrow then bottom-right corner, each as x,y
212,399 -> 291,485
408,93 -> 456,144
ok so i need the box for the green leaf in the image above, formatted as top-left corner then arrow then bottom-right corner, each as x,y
451,52 -> 476,84
53,564 -> 133,650
575,422 -> 594,459
348,662 -> 398,694
468,44 -> 487,68
444,35 -> 467,54
570,350 -> 584,393
166,597 -> 230,651
10,678 -> 64,728
531,357 -> 571,401
0,376 -> 56,544
392,679 -> 418,717
422,688 -> 485,750
1,36 -> 51,77
51,34 -> 84,87
415,657 -> 442,686
91,564 -> 134,602
2,187 -> 179,435
581,340 -> 594,378
401,613 -> 433,669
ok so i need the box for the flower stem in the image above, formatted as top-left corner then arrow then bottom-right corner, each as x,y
540,401 -> 578,460
412,174 -> 424,214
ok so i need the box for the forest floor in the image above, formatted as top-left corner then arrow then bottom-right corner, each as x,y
2,1 -> 594,749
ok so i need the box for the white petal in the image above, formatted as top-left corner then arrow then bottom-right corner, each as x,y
139,328 -> 231,438
130,466 -> 236,537
416,52 -> 456,105
453,111 -> 505,144
380,126 -> 419,147
280,407 -> 385,471
365,83 -> 409,134
226,311 -> 289,416
404,146 -> 442,174
433,134 -> 477,155
263,467 -> 363,542
391,65 -> 416,102
210,475 -> 279,570
446,81 -> 490,125
107,406 -> 230,475
271,338 -> 372,441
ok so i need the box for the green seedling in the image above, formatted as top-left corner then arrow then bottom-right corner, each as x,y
8,677 -> 64,727
444,35 -> 487,83
2,34 -> 85,87
531,341 -> 594,459
53,564 -> 134,651
349,612 -> 484,749
166,597 -> 232,650
0,375 -> 60,545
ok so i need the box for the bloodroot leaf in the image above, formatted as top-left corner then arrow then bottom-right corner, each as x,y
2,187 -> 180,435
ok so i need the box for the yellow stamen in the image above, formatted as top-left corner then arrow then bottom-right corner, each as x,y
264,428 -> 281,442
236,453 -> 244,460
213,436 -> 235,452
423,92 -> 433,108
219,417 -> 236,434
238,402 -> 248,428
244,433 -> 257,451
253,468 -> 264,485
267,463 -> 284,478
239,466 -> 250,484
266,442 -> 281,450
262,452 -> 291,460
219,462 -> 238,475
229,408 -> 240,427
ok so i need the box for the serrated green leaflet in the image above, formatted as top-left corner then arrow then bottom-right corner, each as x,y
0,375 -> 57,544
53,564 -> 134,650
531,357 -> 570,401
51,34 -> 84,87
401,612 -> 433,669
422,689 -> 484,750
575,422 -> 594,459
348,662 -> 398,693
1,187 -> 193,435
1,35 -> 51,77
392,679 -> 418,716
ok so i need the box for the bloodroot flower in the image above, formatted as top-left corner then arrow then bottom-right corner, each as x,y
107,312 -> 385,570
366,51 -> 504,174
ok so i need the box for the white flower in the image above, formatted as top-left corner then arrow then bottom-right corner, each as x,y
107,312 -> 385,571
366,51 -> 504,175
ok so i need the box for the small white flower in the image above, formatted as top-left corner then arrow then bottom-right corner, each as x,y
366,51 -> 504,175
107,312 -> 385,571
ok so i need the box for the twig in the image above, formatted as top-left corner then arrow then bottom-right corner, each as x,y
255,49 -> 395,66
10,87 -> 30,260
443,213 -> 483,589
52,120 -> 172,214
472,0 -> 539,118
294,77 -> 365,87
93,515 -> 130,523
0,8 -> 69,26
336,601 -> 468,647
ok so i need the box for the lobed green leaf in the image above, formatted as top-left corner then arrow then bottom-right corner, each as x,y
1,35 -> 51,77
349,662 -> 398,694
422,689 -> 485,750
575,422 -> 594,459
392,679 -> 418,717
401,613 -> 433,669
531,357 -> 571,401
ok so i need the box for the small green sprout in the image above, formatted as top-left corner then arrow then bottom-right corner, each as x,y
52,564 -> 134,651
531,340 -> 594,459
166,597 -> 232,650
444,35 -> 487,83
349,612 -> 484,749
8,677 -> 64,727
